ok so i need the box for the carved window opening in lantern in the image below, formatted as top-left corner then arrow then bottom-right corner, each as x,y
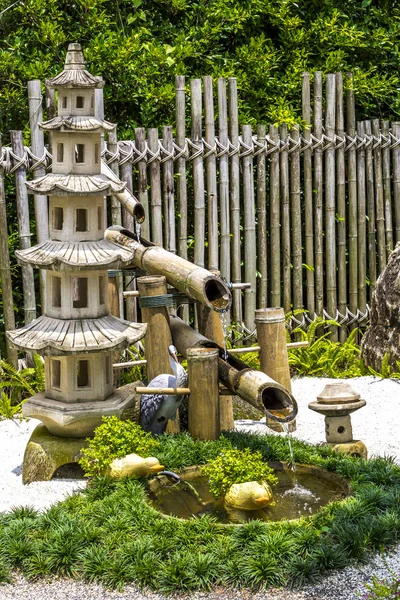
75,143 -> 85,164
72,277 -> 88,308
51,359 -> 61,389
76,359 -> 90,388
97,205 -> 103,230
99,275 -> 106,305
76,96 -> 85,109
75,208 -> 88,232
52,275 -> 62,308
62,96 -> 68,109
53,207 -> 64,231
57,143 -> 64,163
105,355 -> 111,385
94,143 -> 99,164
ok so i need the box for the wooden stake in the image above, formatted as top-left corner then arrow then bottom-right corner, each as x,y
325,74 -> 337,338
346,74 -> 358,325
382,120 -> 393,253
269,124 -> 281,308
391,122 -> 400,244
147,129 -> 163,246
135,127 -> 150,240
187,347 -> 220,441
162,125 -> 176,253
0,134 -> 18,366
336,73 -> 346,341
119,144 -> 136,323
290,124 -> 302,311
357,121 -> 367,315
364,120 -> 377,297
314,72 -> 324,316
218,78 -> 230,281
107,127 -> 123,318
242,125 -> 257,332
279,124 -> 291,313
256,124 -> 267,308
204,76 -> 218,272
372,119 -> 386,274
191,79 -> 205,269
302,72 -> 315,317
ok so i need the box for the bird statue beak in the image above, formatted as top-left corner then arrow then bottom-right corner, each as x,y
255,496 -> 271,504
170,351 -> 179,364
149,464 -> 165,472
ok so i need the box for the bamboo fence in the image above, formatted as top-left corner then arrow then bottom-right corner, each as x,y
1,71 -> 400,361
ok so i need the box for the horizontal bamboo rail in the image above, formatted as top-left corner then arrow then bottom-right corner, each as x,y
135,386 -> 190,395
227,341 -> 308,354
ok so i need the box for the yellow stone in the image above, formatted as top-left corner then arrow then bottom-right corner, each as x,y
224,481 -> 273,511
331,440 -> 368,460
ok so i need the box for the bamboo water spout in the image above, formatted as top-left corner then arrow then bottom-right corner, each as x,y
105,226 -> 232,312
169,316 -> 298,424
101,160 -> 145,223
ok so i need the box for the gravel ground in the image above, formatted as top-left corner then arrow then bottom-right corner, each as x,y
0,375 -> 399,599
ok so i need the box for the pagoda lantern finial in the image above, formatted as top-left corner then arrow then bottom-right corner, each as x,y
64,43 -> 86,70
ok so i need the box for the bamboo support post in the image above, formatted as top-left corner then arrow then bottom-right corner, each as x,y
113,360 -> 147,369
119,145 -> 137,322
302,72 -> 315,317
314,72 -> 324,316
336,73 -> 346,342
356,121 -> 367,315
0,134 -> 18,367
364,120 -> 377,296
162,125 -> 176,254
325,74 -> 337,338
242,125 -> 257,332
135,127 -> 150,240
187,347 -> 220,441
269,124 -> 281,308
136,386 -> 190,395
392,122 -> 400,244
191,79 -> 205,269
10,131 -> 37,327
382,120 -> 393,253
346,74 -> 358,324
372,119 -> 386,274
137,275 -> 179,433
45,85 -> 56,154
28,80 -> 48,311
218,78 -> 230,281
108,128 -> 123,318
228,78 -> 242,323
204,76 -> 218,272
290,124 -> 302,311
279,124 -> 291,313
147,128 -> 163,246
256,124 -> 267,308
255,308 -> 295,433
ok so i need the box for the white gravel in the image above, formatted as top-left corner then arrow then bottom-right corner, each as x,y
0,375 -> 399,599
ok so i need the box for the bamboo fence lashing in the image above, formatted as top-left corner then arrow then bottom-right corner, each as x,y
382,120 -> 394,254
203,76 -> 218,272
279,123 -> 291,314
256,124 -> 267,309
269,123 -> 281,309
336,72 -> 346,342
325,74 -> 337,341
191,79 -> 205,270
372,118 -> 386,274
346,74 -> 358,325
313,72 -> 324,317
218,78 -> 230,282
364,120 -> 377,294
228,77 -> 242,324
301,72 -> 314,318
242,124 -> 257,332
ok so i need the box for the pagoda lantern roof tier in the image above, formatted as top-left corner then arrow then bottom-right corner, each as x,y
26,174 -> 126,196
7,315 -> 146,356
40,116 -> 116,132
16,239 -> 134,271
46,43 -> 103,89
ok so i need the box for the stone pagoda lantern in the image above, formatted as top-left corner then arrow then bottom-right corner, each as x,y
7,44 -> 147,479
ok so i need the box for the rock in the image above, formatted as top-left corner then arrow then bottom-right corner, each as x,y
331,440 -> 368,460
361,242 -> 400,372
107,453 -> 164,478
224,481 -> 273,511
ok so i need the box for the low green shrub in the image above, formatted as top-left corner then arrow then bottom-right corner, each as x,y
201,447 -> 278,497
360,571 -> 400,599
79,416 -> 160,477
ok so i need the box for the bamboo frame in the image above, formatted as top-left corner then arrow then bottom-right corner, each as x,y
336,73 -> 346,341
191,78 -> 205,269
279,124 -> 291,313
242,125 -> 257,331
314,72 -> 324,316
218,78 -> 230,281
269,124 -> 281,308
372,118 -> 386,274
302,72 -> 315,317
346,74 -> 358,323
256,124 -> 267,308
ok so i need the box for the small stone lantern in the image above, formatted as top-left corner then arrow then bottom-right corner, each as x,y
308,383 -> 367,459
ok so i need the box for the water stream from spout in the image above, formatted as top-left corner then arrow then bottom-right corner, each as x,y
221,311 -> 229,361
135,220 -> 141,244
281,424 -> 318,501
282,422 -> 298,486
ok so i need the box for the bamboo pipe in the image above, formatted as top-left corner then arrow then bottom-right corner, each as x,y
169,316 -> 298,424
136,387 -> 190,395
105,226 -> 232,312
187,347 -> 220,441
101,159 -> 145,223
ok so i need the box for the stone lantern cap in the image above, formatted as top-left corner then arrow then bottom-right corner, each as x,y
46,43 -> 104,89
308,382 -> 366,417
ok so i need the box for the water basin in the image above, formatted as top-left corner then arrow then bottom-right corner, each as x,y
148,462 -> 350,524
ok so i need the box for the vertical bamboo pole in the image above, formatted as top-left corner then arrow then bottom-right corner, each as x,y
364,120 -> 377,297
336,73 -> 346,341
302,72 -> 315,317
191,79 -> 205,269
203,76 -> 218,272
147,128 -> 163,247
228,78 -> 242,323
279,124 -> 291,313
107,128 -> 123,319
256,124 -> 267,308
255,307 -> 295,433
325,74 -> 337,338
269,124 -> 281,308
162,125 -> 176,254
313,72 -> 324,316
28,80 -> 48,312
135,128 -> 150,240
290,124 -> 302,311
242,125 -> 257,332
137,275 -> 179,433
10,131 -> 37,327
346,74 -> 358,325
391,122 -> 400,244
218,78 -> 230,281
187,347 -> 220,441
94,86 -> 107,230
372,119 -> 386,274
120,145 -> 136,323
0,134 -> 18,367
45,85 -> 56,155
382,120 -> 393,253
175,76 -> 188,260
357,121 -> 367,316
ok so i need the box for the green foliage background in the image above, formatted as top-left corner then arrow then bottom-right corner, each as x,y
1,0 -> 400,141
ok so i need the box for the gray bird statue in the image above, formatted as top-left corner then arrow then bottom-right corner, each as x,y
140,345 -> 188,434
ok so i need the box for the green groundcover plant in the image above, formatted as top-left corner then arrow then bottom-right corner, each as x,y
1,429 -> 400,593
